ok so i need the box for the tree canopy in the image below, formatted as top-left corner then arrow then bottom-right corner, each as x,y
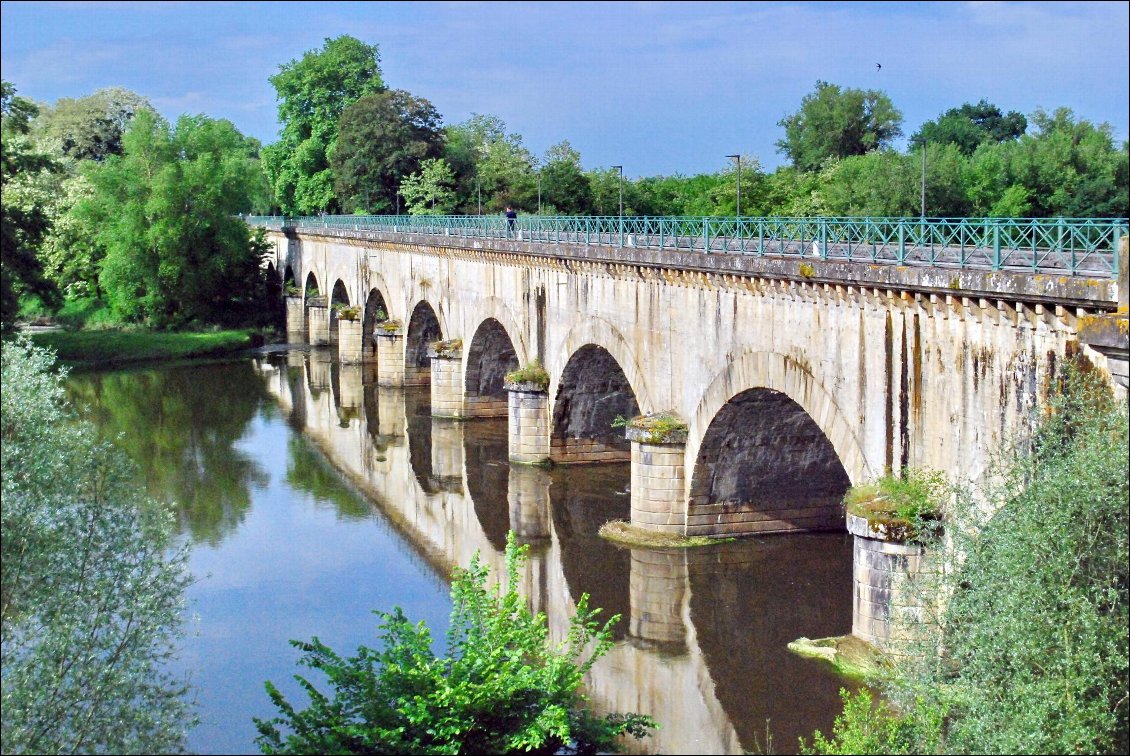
777,80 -> 903,172
910,99 -> 1026,155
332,89 -> 443,214
262,36 -> 384,214
31,87 -> 154,162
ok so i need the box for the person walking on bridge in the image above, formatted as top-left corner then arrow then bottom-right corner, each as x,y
506,206 -> 517,238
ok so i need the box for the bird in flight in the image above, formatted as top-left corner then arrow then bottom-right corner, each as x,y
876,62 -> 882,71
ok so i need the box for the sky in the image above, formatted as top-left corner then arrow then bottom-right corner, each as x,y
2,1 -> 1127,178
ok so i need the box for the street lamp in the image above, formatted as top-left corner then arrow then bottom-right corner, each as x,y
920,141 -> 927,219
537,170 -> 542,217
726,154 -> 741,218
611,165 -> 624,246
476,179 -> 481,216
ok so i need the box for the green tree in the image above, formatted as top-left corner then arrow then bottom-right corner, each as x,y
31,87 -> 154,161
807,366 -> 1129,755
255,532 -> 655,754
80,109 -> 272,326
1,337 -> 194,754
262,36 -> 384,215
1,81 -> 59,331
400,157 -> 457,215
777,81 -> 903,173
539,141 -> 593,215
910,99 -> 1027,155
332,89 -> 444,214
446,115 -> 537,212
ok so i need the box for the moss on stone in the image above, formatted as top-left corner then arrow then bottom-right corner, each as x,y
787,634 -> 888,681
598,520 -> 731,549
505,363 -> 550,389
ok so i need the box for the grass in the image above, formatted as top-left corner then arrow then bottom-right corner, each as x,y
598,520 -> 733,549
27,329 -> 259,369
787,634 -> 888,681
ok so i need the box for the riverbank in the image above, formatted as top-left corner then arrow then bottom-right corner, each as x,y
26,328 -> 265,369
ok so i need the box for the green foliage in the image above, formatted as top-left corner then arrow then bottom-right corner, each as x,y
810,367 -> 1129,754
910,99 -> 1027,155
263,36 -> 384,215
28,327 -> 256,367
2,81 -> 60,330
332,89 -> 444,213
254,532 -> 655,754
802,689 -> 925,755
504,362 -> 550,389
1,337 -> 194,753
540,141 -> 593,215
776,80 -> 903,172
31,86 -> 154,162
400,157 -> 457,215
445,115 -> 537,213
843,468 -> 947,541
79,109 -> 274,327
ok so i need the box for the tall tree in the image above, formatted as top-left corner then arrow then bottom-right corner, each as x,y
445,115 -> 536,212
332,89 -> 443,214
399,157 -> 457,215
32,87 -> 154,161
776,80 -> 903,172
81,110 -> 272,326
910,99 -> 1027,155
1,81 -> 59,330
539,141 -> 593,215
262,36 -> 384,215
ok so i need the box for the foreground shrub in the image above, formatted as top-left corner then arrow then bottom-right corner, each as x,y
255,532 -> 655,754
1,337 -> 193,754
806,366 -> 1129,754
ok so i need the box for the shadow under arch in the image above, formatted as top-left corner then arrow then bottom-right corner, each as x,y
551,344 -> 640,464
404,299 -> 443,387
464,318 -> 520,418
687,351 -> 873,536
549,316 -> 654,415
330,279 -> 350,345
362,287 -> 390,362
302,271 -> 321,302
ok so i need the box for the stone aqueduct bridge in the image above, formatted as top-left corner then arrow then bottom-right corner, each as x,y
260,219 -> 1124,543
257,217 -> 1125,651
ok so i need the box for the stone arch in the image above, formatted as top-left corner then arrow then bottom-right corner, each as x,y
283,265 -> 297,290
464,318 -> 521,418
550,317 -> 654,415
303,271 -> 321,302
551,344 -> 641,464
329,279 -> 350,344
264,262 -> 284,329
362,287 -> 390,362
404,299 -> 444,386
686,351 -> 873,536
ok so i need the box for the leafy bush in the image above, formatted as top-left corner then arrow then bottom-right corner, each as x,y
254,532 -> 655,754
1,337 -> 194,753
844,469 -> 947,541
504,362 -> 550,389
807,366 -> 1129,754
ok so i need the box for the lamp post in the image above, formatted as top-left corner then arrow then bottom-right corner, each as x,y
725,154 -> 741,218
476,179 -> 481,216
611,165 -> 624,246
537,170 -> 542,217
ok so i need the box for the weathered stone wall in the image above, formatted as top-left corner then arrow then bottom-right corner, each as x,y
270,229 -> 1117,535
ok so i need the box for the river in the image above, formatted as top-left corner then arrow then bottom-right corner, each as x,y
66,350 -> 855,755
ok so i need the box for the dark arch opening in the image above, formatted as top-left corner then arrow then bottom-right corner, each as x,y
362,288 -> 389,362
303,271 -> 320,300
463,419 -> 511,552
689,388 -> 850,535
283,266 -> 297,290
464,319 -> 519,418
551,344 -> 639,464
404,301 -> 442,387
329,280 -> 350,345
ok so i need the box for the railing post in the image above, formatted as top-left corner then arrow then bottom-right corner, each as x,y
758,219 -> 764,256
703,217 -> 710,253
993,222 -> 1001,270
820,218 -> 828,259
898,220 -> 905,263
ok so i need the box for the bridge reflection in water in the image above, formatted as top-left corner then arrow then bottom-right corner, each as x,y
259,348 -> 856,754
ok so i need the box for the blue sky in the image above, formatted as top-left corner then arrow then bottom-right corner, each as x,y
2,1 -> 1127,177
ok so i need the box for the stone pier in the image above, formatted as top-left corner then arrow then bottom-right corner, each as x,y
429,342 -> 464,418
505,381 -> 550,464
429,419 -> 465,491
307,305 -> 330,346
507,465 -> 551,543
627,421 -> 688,534
375,332 -> 405,387
285,296 -> 305,342
848,512 -> 930,653
337,319 -> 365,364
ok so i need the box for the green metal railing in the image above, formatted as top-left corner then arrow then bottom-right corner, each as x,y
243,215 -> 1127,278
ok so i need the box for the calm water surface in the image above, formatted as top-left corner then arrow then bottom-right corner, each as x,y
68,352 -> 854,755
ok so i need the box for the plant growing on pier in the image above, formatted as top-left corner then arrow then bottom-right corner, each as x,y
843,469 -> 946,542
332,303 -> 360,321
376,318 -> 401,334
612,411 -> 689,444
254,532 -> 655,754
504,362 -> 550,389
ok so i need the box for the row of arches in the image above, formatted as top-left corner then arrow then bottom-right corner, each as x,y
280,267 -> 863,534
